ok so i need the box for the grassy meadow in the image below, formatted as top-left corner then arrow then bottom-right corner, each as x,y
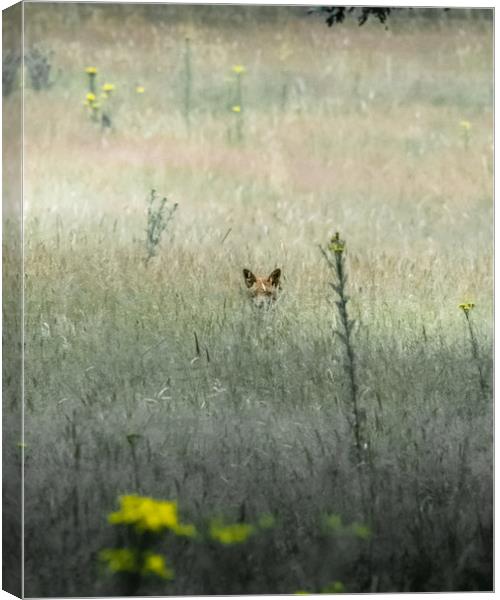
3,4 -> 493,596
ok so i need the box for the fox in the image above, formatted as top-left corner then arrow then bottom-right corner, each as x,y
242,268 -> 282,306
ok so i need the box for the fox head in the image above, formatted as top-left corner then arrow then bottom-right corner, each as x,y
243,268 -> 282,306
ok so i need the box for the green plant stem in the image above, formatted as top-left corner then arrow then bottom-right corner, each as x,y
464,311 -> 487,397
320,245 -> 364,468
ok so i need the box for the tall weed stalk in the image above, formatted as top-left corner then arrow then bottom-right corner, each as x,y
145,189 -> 178,264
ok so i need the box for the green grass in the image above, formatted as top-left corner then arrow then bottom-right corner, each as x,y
4,4 -> 493,595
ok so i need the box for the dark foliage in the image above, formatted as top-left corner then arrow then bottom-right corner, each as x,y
25,48 -> 53,91
311,6 -> 393,27
2,50 -> 21,97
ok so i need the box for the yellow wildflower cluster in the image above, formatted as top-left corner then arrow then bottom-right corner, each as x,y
100,548 -> 136,573
100,549 -> 174,580
232,65 -> 246,75
210,520 -> 255,545
142,553 -> 174,579
102,83 -> 115,94
108,495 -> 196,537
328,232 -> 345,254
459,302 -> 475,314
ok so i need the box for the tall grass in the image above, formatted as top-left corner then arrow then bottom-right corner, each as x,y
10,4 -> 494,596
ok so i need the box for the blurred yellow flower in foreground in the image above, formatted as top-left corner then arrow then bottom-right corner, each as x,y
231,105 -> 241,113
85,66 -> 97,75
232,65 -> 246,74
210,520 -> 254,544
142,553 -> 174,579
100,549 -> 174,580
459,120 -> 472,131
102,83 -> 115,93
86,92 -> 96,102
136,85 -> 145,94
100,548 -> 136,573
108,494 -> 196,536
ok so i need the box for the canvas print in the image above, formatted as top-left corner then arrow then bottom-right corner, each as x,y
2,3 -> 493,596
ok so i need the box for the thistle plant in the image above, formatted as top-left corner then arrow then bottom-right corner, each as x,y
84,67 -> 100,122
84,92 -> 100,122
458,302 -> 488,397
230,64 -> 245,142
85,65 -> 97,93
320,233 -> 364,467
145,189 -> 178,264
100,83 -> 115,129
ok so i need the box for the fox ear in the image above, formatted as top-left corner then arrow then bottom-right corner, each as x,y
243,269 -> 256,288
269,268 -> 281,287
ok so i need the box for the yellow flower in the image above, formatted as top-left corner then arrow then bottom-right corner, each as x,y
328,232 -> 345,254
459,120 -> 472,131
210,520 -> 254,544
102,83 -> 115,93
232,65 -> 246,75
142,553 -> 174,580
109,495 -> 177,532
107,495 -> 195,536
86,92 -> 96,102
136,85 -> 145,94
85,66 -> 97,75
231,105 -> 241,113
100,548 -> 136,573
458,302 -> 475,313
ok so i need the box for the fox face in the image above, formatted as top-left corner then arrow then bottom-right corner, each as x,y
243,268 -> 282,306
